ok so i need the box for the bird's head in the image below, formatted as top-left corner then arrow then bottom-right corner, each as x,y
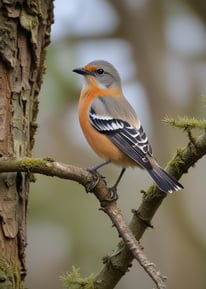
73,60 -> 121,89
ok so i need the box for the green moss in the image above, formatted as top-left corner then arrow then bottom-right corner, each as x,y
60,266 -> 95,289
20,158 -> 44,172
0,259 -> 27,289
163,115 -> 206,129
0,259 -> 10,276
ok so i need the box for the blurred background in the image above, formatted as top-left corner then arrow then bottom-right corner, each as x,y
25,0 -> 206,288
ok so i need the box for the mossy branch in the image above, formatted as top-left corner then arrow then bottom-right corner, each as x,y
0,157 -> 167,288
163,115 -> 206,129
0,130 -> 206,289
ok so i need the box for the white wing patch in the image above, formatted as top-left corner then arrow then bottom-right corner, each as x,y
89,111 -> 113,121
89,109 -> 124,131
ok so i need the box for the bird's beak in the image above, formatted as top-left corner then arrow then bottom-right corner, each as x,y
72,67 -> 92,76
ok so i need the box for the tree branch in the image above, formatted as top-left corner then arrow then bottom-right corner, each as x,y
0,157 -> 166,288
94,131 -> 206,289
0,131 -> 206,288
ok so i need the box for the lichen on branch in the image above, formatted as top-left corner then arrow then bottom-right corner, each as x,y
163,115 -> 206,130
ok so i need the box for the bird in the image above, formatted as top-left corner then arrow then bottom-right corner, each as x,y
73,60 -> 183,196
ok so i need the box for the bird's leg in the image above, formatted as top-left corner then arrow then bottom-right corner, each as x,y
109,168 -> 126,200
86,160 -> 111,192
87,160 -> 111,177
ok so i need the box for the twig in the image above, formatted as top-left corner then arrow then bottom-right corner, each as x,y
102,203 -> 167,289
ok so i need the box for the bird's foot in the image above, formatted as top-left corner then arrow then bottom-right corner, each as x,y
86,166 -> 106,192
86,164 -> 118,201
85,176 -> 100,192
108,185 -> 119,201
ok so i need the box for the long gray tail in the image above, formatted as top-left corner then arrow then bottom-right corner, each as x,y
147,166 -> 183,193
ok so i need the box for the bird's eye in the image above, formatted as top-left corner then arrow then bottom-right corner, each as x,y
96,69 -> 104,75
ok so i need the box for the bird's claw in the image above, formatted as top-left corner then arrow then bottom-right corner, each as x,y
85,177 -> 100,192
86,167 -> 118,201
86,167 -> 106,192
108,186 -> 119,201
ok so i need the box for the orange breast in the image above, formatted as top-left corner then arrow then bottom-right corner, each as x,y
78,85 -> 137,167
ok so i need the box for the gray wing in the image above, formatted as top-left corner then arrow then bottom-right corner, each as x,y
89,104 -> 153,170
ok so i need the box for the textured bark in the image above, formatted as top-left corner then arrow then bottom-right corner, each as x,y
0,1 -> 54,288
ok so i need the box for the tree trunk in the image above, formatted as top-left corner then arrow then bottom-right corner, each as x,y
0,1 -> 54,288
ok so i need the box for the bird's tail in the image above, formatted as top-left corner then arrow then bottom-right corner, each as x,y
147,166 -> 183,193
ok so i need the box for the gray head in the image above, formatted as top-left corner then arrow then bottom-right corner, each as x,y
73,60 -> 121,88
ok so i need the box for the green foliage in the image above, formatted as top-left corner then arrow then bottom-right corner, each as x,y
0,257 -> 26,289
60,266 -> 95,289
163,115 -> 206,130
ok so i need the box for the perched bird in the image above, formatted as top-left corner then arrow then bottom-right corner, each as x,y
73,60 -> 183,195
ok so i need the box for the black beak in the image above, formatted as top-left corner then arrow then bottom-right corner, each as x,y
72,67 -> 92,75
